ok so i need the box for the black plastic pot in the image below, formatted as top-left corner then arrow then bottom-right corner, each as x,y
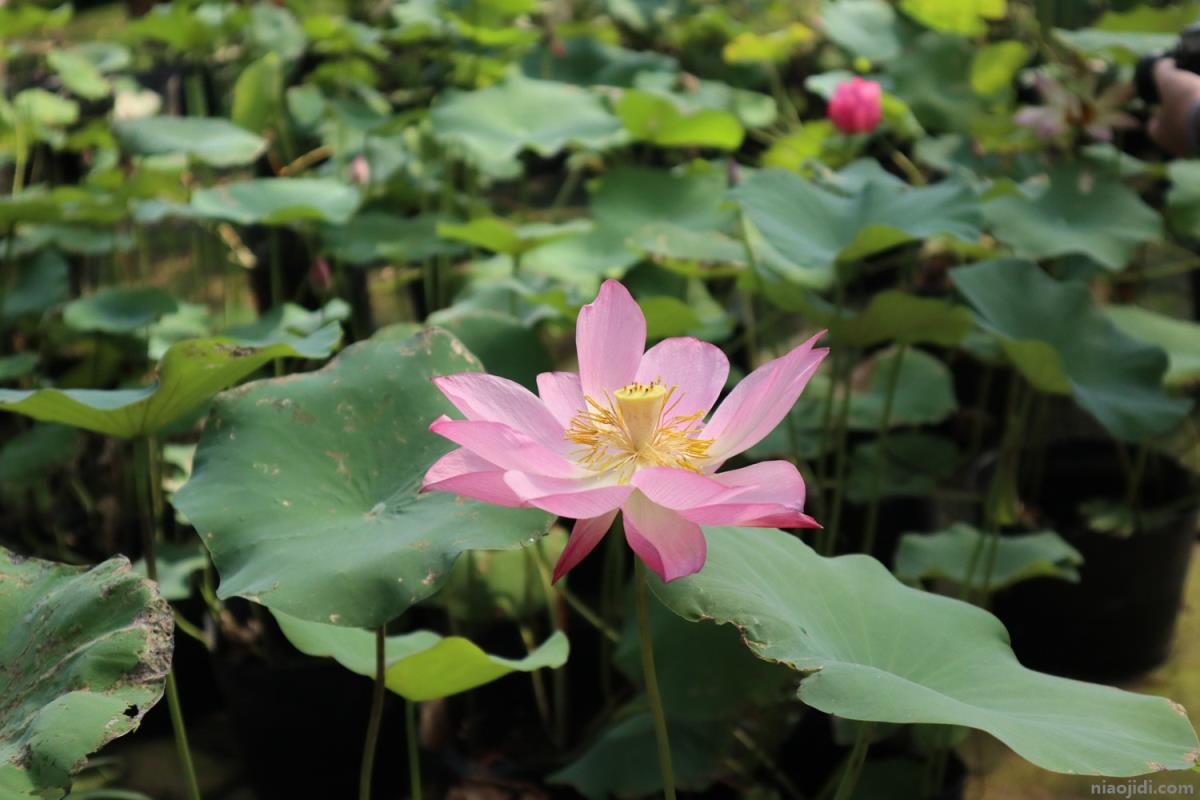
992,441 -> 1199,682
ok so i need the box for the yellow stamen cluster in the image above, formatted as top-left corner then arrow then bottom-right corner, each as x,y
565,380 -> 712,482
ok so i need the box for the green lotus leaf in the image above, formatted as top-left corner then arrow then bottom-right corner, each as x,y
112,116 -> 267,168
984,165 -> 1161,271
524,165 -> 734,288
274,610 -> 567,701
733,168 -> 981,291
1105,305 -> 1200,387
615,89 -> 744,150
894,524 -> 1083,590
0,549 -> 172,798
174,330 -> 554,629
190,178 -> 361,225
899,0 -> 1005,36
952,259 -> 1191,441
0,326 -> 340,438
651,526 -> 1200,777
429,71 -> 624,176
62,285 -> 179,334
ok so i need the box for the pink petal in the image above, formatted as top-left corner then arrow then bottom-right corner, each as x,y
577,280 -> 645,400
630,466 -> 739,511
634,337 -> 729,420
429,416 -> 580,478
702,333 -> 828,465
552,510 -> 618,583
504,472 -> 633,518
622,490 -> 707,582
434,372 -> 567,451
537,371 -> 584,428
679,461 -> 819,528
421,448 -> 524,507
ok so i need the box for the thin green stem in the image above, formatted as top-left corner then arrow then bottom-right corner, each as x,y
164,672 -> 202,800
358,627 -> 386,800
822,359 -> 855,556
832,723 -> 873,800
1123,442 -> 1150,529
406,700 -> 422,800
862,343 -> 907,556
136,438 -> 202,800
531,542 -> 619,642
635,560 -> 676,800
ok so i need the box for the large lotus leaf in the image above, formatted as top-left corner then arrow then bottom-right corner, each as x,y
952,259 -> 1191,441
899,0 -> 1004,35
0,424 -> 78,486
550,712 -> 730,799
174,331 -> 554,629
424,307 -> 553,390
845,431 -> 958,502
1105,306 -> 1200,387
520,36 -> 677,87
62,285 -> 179,334
47,48 -> 109,100
983,165 -> 1161,270
523,165 -> 733,288
273,611 -> 567,701
797,289 -> 974,347
1166,160 -> 1200,240
112,116 -> 267,167
429,72 -> 624,176
3,251 -> 69,321
630,73 -> 777,130
552,597 -> 791,798
614,90 -> 743,150
822,0 -> 902,62
1055,5 -> 1200,62
894,524 -> 1083,590
733,168 -> 981,290
889,32 -> 982,131
652,526 -> 1200,776
430,529 -> 566,622
190,179 -> 361,225
844,347 -> 958,430
436,217 -> 590,256
322,212 -> 466,266
0,549 -> 172,797
0,326 -> 339,438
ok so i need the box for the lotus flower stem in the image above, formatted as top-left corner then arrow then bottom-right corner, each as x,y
832,723 -> 873,800
822,361 -> 855,555
136,436 -> 203,800
358,627 -> 386,800
406,700 -> 423,800
635,560 -> 677,800
164,672 -> 202,800
862,343 -> 908,556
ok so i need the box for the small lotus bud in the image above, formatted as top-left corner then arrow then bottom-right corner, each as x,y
349,155 -> 370,186
827,77 -> 883,135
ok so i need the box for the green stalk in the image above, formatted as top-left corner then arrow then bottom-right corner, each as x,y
635,560 -> 676,800
136,438 -> 202,800
164,673 -> 202,800
406,700 -> 422,800
822,360 -> 855,556
832,723 -> 873,800
861,343 -> 907,556
1123,442 -> 1150,530
358,627 -> 386,800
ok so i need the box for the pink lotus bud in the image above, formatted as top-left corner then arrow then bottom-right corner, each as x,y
310,257 -> 334,294
828,77 -> 883,135
349,155 -> 370,185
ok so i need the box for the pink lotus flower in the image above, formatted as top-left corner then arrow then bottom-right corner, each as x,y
349,155 -> 370,185
828,77 -> 882,135
422,281 -> 827,583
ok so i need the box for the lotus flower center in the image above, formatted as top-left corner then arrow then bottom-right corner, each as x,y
565,380 -> 713,481
613,382 -> 667,450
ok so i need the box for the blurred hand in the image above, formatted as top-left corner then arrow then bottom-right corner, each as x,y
1149,58 -> 1200,156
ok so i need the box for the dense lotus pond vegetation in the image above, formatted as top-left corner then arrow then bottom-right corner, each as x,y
2,0 -> 1200,798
